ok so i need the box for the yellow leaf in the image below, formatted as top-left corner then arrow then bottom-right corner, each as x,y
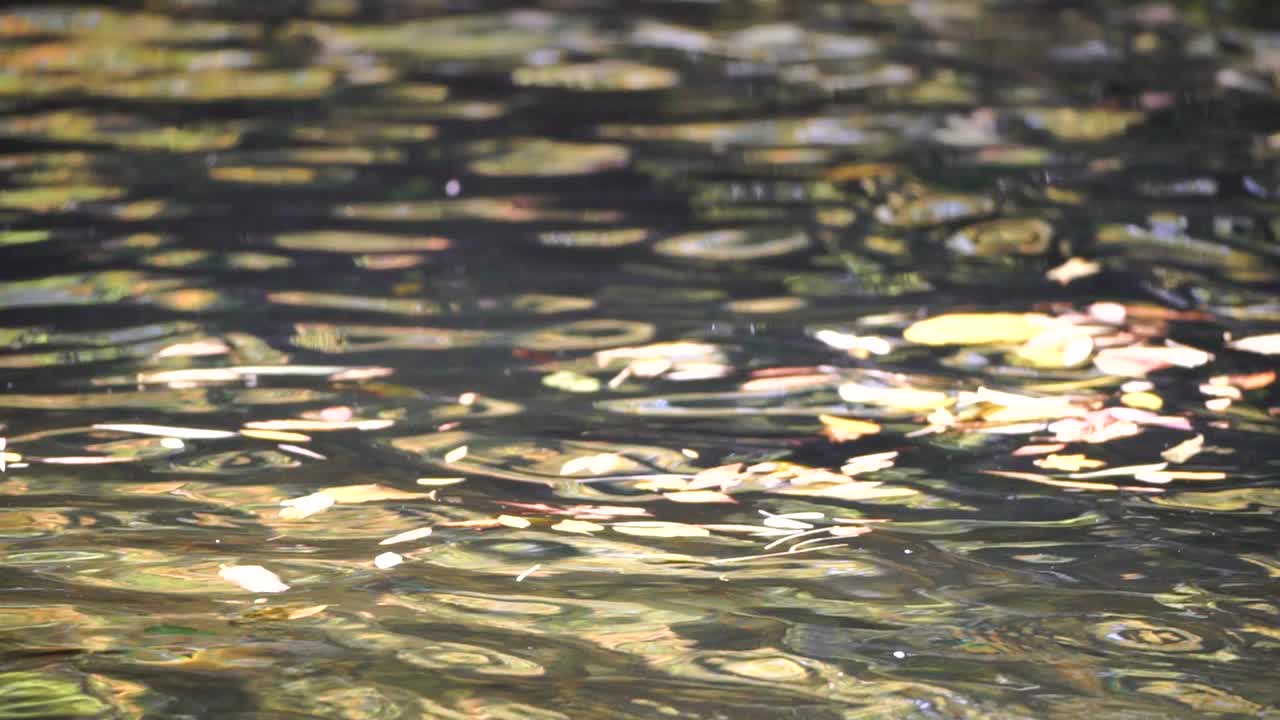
542,370 -> 601,394
244,419 -> 395,431
903,312 -> 1051,346
280,484 -> 432,519
1121,391 -> 1163,410
313,484 -> 432,504
1013,329 -> 1094,369
551,519 -> 603,534
1034,454 -> 1106,472
1046,257 -> 1101,285
983,470 -> 1125,492
286,605 -> 328,620
1161,435 -> 1204,464
818,414 -> 881,442
114,481 -> 186,494
688,463 -> 743,490
1134,470 -> 1226,484
559,453 -> 623,476
240,429 -> 312,442
773,483 -> 917,501
838,384 -> 951,411
1069,462 -> 1167,479
635,477 -> 690,491
497,514 -> 532,528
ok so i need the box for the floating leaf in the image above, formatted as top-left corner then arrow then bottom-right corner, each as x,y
984,470 -> 1133,492
551,519 -> 603,534
1013,329 -> 1094,369
663,490 -> 736,504
239,429 -> 311,442
287,605 -> 328,620
380,527 -> 433,545
92,423 -> 235,439
1229,333 -> 1280,355
1093,345 -> 1212,377
560,453 -> 623,476
218,565 -> 289,593
416,477 -> 465,486
374,552 -> 403,569
654,227 -> 810,261
1134,470 -> 1226,484
838,383 -> 951,411
513,60 -> 679,91
277,492 -> 335,520
761,515 -> 813,530
1161,435 -> 1204,464
280,484 -> 432,520
1034,454 -> 1105,472
773,482 -> 917,501
1047,257 -> 1102,285
841,451 -> 899,476
818,414 -> 881,442
688,463 -> 743,490
309,484 -> 432,504
1069,462 -> 1168,479
903,312 -> 1051,345
1121,391 -> 1164,410
611,521 -> 710,538
1012,443 -> 1067,456
244,418 -> 394,432
542,370 -> 601,393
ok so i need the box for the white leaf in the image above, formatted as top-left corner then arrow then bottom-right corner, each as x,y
93,424 -> 236,439
219,565 -> 289,593
374,552 -> 404,569
379,527 -> 433,545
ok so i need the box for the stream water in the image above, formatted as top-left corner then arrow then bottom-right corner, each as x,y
1,1 -> 1279,718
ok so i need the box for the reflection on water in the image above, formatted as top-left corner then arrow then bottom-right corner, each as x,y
1,0 -> 1279,717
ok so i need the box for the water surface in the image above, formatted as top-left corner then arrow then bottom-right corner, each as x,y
1,1 -> 1280,718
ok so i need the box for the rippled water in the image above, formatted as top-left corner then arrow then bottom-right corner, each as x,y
1,1 -> 1279,717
